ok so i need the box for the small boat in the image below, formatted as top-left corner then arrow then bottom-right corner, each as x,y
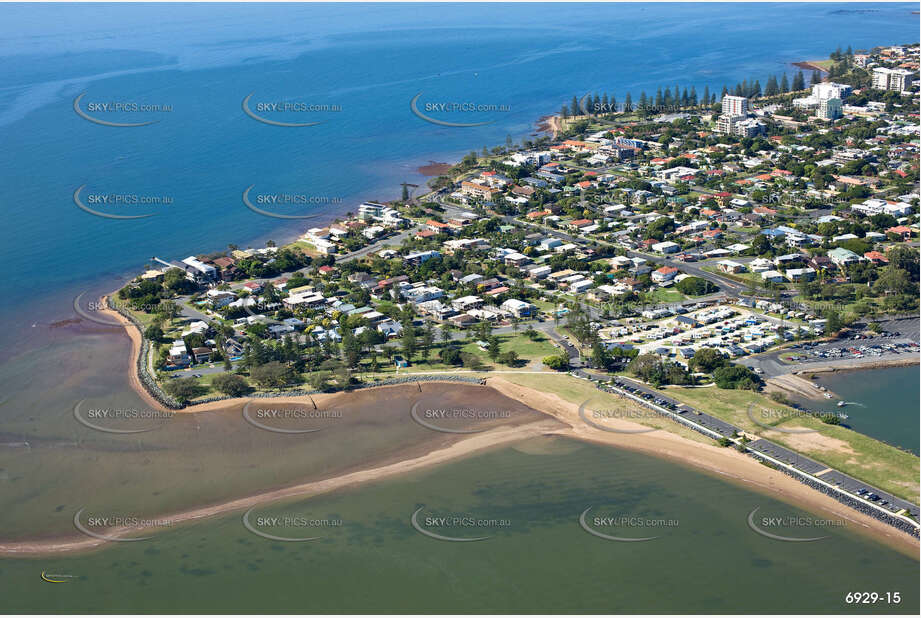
823,393 -> 833,399
837,401 -> 846,407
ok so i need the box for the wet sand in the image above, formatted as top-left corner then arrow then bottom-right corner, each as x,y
416,161 -> 453,176
484,377 -> 919,556
79,297 -> 918,557
0,418 -> 561,556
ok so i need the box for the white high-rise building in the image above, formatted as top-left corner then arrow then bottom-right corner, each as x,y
872,67 -> 915,92
721,95 -> 750,116
817,98 -> 842,120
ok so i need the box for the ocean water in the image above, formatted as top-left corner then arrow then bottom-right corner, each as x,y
2,436 -> 917,613
789,366 -> 920,454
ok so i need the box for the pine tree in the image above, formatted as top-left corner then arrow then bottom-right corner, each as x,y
571,95 -> 581,116
623,92 -> 633,112
655,87 -> 663,108
734,82 -> 743,96
601,93 -> 609,112
681,87 -> 689,107
702,85 -> 710,107
638,91 -> 647,110
663,87 -> 671,107
721,85 -> 728,98
560,104 -> 569,118
609,93 -> 617,112
592,93 -> 601,115
765,75 -> 779,96
780,73 -> 790,93
792,70 -> 805,91
810,70 -> 821,86
752,80 -> 761,98
690,86 -> 698,106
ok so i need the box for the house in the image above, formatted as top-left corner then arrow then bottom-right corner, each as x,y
568,219 -> 594,230
168,340 -> 190,367
652,266 -> 679,283
786,267 -> 816,282
377,319 -> 404,339
760,270 -> 785,283
886,225 -> 912,240
460,181 -> 499,200
451,295 -> 483,312
651,241 -> 680,254
828,247 -> 861,267
500,299 -> 536,318
864,251 -> 889,265
717,260 -> 745,274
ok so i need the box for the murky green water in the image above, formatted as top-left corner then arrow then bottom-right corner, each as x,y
3,436 -> 917,613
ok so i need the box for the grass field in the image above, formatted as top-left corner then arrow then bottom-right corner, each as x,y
663,386 -> 920,503
495,373 -> 714,445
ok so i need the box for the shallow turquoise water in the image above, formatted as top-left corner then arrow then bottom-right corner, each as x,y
3,436 -> 917,613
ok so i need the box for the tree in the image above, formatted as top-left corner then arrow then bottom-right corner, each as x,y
780,73 -> 790,93
439,347 -> 462,365
810,70 -> 821,86
676,276 -> 718,296
823,309 -> 843,333
764,75 -> 779,97
212,373 -> 250,397
688,347 -> 728,373
542,354 -> 569,371
144,324 -> 164,342
163,377 -> 206,404
792,71 -> 805,91
401,324 -> 416,361
623,92 -> 632,112
250,361 -> 293,388
487,336 -> 501,362
498,350 -> 519,366
341,330 -> 361,369
713,365 -> 761,390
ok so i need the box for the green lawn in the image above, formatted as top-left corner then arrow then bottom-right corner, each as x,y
649,287 -> 684,303
662,386 -> 920,503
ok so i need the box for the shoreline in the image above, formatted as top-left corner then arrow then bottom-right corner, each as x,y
791,60 -> 830,73
4,375 -> 917,558
90,295 -> 920,556
0,418 -> 561,557
766,357 -> 918,401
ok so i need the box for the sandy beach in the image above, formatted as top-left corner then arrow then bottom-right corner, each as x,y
765,373 -> 833,401
483,377 -> 919,556
67,297 -> 916,559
